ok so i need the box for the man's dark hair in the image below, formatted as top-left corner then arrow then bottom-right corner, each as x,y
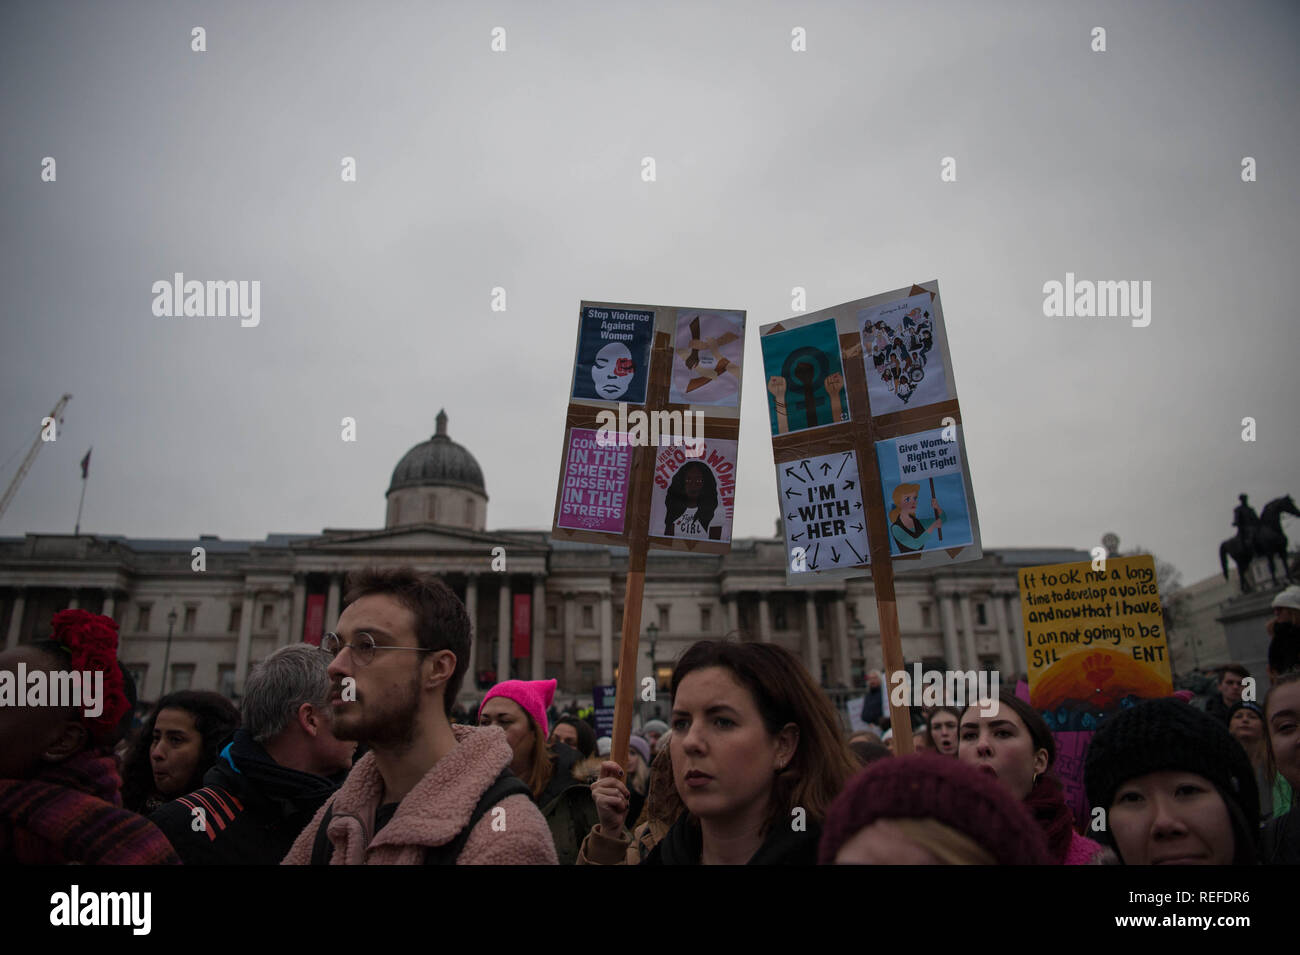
1268,622 -> 1300,676
342,567 -> 470,716
1220,662 -> 1250,681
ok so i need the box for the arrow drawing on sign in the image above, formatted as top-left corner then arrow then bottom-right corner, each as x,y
843,479 -> 856,491
801,461 -> 814,481
786,512 -> 796,521
808,542 -> 821,569
851,523 -> 863,532
784,466 -> 806,484
820,463 -> 832,476
836,453 -> 851,479
854,501 -> 862,510
791,530 -> 803,541
831,546 -> 841,563
784,487 -> 799,499
845,539 -> 864,562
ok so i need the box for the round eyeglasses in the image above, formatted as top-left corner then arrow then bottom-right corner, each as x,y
319,631 -> 432,667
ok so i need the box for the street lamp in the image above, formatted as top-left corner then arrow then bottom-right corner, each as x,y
160,607 -> 178,698
851,619 -> 866,687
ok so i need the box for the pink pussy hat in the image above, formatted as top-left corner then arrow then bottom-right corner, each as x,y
479,679 -> 557,737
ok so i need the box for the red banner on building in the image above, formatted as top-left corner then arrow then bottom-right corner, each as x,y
512,594 -> 531,658
304,594 -> 326,646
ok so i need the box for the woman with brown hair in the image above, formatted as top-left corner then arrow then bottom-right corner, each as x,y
958,689 -> 1105,864
579,639 -> 859,865
478,679 -> 599,864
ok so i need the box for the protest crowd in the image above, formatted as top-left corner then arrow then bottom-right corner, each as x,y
2,569 -> 1298,867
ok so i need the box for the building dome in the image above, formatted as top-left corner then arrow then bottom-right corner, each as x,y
387,410 -> 486,496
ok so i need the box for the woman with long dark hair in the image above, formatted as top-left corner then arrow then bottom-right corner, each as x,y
958,689 -> 1104,864
579,640 -> 859,865
121,690 -> 240,814
663,461 -> 718,538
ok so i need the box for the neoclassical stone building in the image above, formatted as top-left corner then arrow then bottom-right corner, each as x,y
0,411 -> 1086,704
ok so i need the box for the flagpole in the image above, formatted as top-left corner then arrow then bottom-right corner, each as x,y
75,447 -> 91,537
74,480 -> 86,537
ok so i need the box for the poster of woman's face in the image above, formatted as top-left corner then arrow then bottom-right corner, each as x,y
669,310 -> 744,407
571,305 -> 654,404
648,438 -> 738,543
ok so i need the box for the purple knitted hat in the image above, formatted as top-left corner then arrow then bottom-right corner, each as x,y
819,754 -> 1051,865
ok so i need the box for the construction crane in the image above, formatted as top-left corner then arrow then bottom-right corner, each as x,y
0,393 -> 72,522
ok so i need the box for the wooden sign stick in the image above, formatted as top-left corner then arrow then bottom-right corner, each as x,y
611,545 -> 646,769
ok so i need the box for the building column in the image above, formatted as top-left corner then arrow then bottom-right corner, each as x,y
102,591 -> 116,622
325,575 -> 341,632
939,591 -> 959,668
5,590 -> 25,650
233,590 -> 255,697
531,575 -> 546,681
992,591 -> 1015,678
724,594 -> 739,635
757,593 -> 772,643
599,592 -> 613,684
803,593 -> 820,678
290,575 -> 307,647
833,595 -> 852,686
562,593 -> 577,689
959,593 -> 977,670
1006,593 -> 1028,676
277,590 -> 293,648
464,574 -> 478,685
67,592 -> 79,610
497,579 -> 511,682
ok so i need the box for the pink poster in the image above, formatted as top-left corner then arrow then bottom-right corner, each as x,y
556,427 -> 633,534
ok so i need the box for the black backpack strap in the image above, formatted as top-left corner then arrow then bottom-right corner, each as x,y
309,802 -> 337,865
424,768 -> 532,865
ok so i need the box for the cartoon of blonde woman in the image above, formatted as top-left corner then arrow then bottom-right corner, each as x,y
663,460 -> 720,539
888,482 -> 943,553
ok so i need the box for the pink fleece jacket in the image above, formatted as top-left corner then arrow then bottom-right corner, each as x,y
1065,829 -> 1105,865
282,723 -> 557,865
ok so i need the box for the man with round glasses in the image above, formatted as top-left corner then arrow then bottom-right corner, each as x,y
282,567 -> 557,864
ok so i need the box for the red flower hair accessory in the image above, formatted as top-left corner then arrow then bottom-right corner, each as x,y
49,609 -> 129,743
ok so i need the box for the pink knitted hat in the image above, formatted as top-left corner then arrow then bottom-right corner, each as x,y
479,679 -> 557,737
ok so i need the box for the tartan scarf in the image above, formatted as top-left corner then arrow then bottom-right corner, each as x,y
0,749 -> 180,865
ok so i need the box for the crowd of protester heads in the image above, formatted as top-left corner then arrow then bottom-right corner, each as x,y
3,571 -> 1300,867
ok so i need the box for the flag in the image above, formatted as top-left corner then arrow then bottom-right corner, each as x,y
80,448 -> 91,479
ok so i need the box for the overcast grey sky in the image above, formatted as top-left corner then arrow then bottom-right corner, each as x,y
2,0 -> 1297,587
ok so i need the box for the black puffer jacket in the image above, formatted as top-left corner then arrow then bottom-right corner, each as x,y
151,730 -> 342,865
642,813 -> 821,865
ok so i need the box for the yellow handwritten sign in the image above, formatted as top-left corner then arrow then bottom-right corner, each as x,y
1018,555 -> 1172,720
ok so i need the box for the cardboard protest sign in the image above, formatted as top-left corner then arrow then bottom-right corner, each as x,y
875,426 -> 974,556
1019,554 -> 1173,730
553,300 -> 745,556
761,283 -> 981,584
669,310 -> 744,407
555,427 -> 633,534
648,438 -> 737,543
571,305 -> 655,405
859,292 -> 952,413
760,317 -> 849,435
779,449 -> 870,573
